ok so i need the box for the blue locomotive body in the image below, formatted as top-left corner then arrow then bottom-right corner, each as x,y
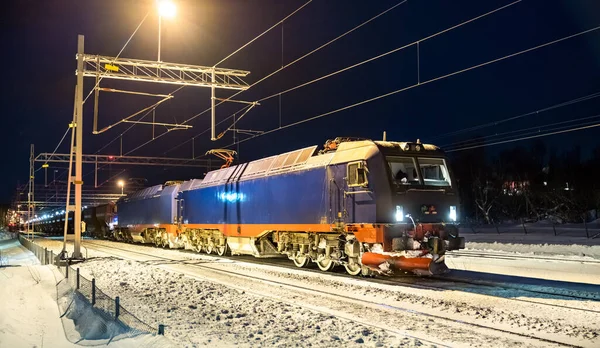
111,138 -> 464,275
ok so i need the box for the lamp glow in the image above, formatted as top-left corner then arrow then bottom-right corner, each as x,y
395,205 -> 404,222
158,0 -> 176,18
449,206 -> 457,222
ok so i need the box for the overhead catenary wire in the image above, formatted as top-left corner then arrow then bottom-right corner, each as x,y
443,113 -> 600,150
446,118 -> 600,152
84,1 -> 315,184
430,91 -> 600,142
93,85 -> 185,155
166,0 -> 522,157
213,0 -> 313,68
255,0 -> 522,104
439,92 -> 600,149
223,23 -> 600,149
157,0 -> 414,155
82,11 -> 150,104
35,126 -> 71,172
92,0 -> 317,161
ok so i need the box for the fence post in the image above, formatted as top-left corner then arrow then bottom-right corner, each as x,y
158,324 -> 165,335
521,219 -> 527,234
77,268 -> 80,290
92,279 -> 96,306
552,222 -> 557,236
44,248 -> 47,265
584,217 -> 589,238
115,296 -> 120,319
65,261 -> 69,278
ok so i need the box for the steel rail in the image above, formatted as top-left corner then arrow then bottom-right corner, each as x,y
79,239 -> 586,347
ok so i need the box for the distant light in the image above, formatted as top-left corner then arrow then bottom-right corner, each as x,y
158,0 -> 176,18
118,180 -> 125,188
543,181 -> 547,186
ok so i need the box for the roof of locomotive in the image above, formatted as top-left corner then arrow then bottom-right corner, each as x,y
178,139 -> 445,191
373,140 -> 444,155
120,182 -> 181,202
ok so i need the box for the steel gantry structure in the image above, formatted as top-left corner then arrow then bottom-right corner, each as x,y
63,34 -> 250,259
36,153 -> 213,167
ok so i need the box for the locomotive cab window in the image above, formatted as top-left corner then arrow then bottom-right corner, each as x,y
347,161 -> 368,187
417,157 -> 451,187
387,157 -> 420,187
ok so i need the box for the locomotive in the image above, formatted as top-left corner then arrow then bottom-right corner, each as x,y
114,137 -> 465,276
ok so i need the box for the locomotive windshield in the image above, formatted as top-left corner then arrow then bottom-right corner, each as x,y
387,156 -> 451,188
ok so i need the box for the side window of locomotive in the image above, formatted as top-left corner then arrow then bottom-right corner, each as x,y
347,161 -> 368,187
418,157 -> 451,186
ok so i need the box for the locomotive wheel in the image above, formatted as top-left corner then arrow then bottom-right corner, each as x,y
205,243 -> 214,254
344,263 -> 362,276
317,258 -> 335,271
292,255 -> 309,268
215,244 -> 229,256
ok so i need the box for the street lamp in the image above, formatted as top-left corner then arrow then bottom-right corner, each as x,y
157,0 -> 176,62
118,180 -> 125,196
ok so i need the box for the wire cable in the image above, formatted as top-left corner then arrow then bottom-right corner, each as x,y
158,0 -> 419,155
83,11 -> 150,104
35,127 -> 71,172
164,0 -> 521,156
446,118 -> 600,152
95,0 -> 317,159
431,91 -> 600,141
225,23 -> 600,149
443,114 -> 600,150
213,0 -> 313,67
439,92 -> 600,148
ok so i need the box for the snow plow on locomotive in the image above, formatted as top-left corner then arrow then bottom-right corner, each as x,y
113,138 -> 465,276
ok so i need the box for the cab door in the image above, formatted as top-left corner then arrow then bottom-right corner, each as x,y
345,161 -> 376,223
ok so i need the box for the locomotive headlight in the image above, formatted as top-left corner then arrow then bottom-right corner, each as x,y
395,205 -> 404,222
449,206 -> 457,222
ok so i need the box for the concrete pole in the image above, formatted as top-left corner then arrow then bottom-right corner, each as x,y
62,88 -> 77,256
73,35 -> 85,259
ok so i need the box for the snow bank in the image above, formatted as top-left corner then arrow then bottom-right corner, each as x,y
55,271 -> 172,347
0,230 -> 17,241
464,241 -> 600,259
0,238 -> 173,348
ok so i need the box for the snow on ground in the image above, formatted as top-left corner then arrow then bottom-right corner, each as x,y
464,239 -> 600,258
0,230 -> 17,241
67,258 -> 424,347
0,239 -> 172,348
458,220 -> 600,261
34,238 -> 600,347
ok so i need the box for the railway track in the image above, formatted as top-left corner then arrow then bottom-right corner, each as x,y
89,237 -> 600,305
78,239 -> 589,347
77,237 -> 600,308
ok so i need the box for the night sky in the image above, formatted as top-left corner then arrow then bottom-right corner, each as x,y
1,0 -> 600,204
